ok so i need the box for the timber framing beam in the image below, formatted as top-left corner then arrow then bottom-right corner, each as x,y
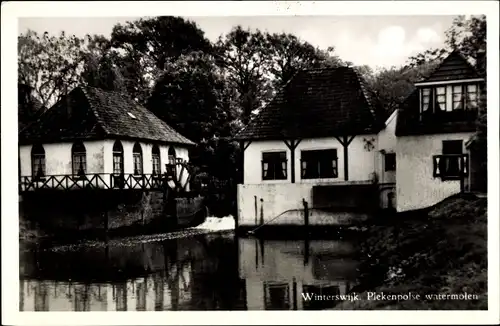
283,138 -> 302,183
334,134 -> 356,181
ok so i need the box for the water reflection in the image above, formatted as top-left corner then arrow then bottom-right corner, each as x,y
238,238 -> 359,310
20,234 -> 359,311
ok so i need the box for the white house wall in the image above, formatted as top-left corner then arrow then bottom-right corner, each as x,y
396,132 -> 474,212
244,135 -> 378,185
376,110 -> 398,184
19,140 -> 106,176
21,140 -> 190,179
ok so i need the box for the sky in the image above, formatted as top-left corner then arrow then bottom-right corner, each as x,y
18,15 -> 455,70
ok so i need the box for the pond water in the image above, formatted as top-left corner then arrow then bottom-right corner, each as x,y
19,232 -> 361,311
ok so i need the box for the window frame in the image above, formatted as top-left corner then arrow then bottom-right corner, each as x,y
420,87 -> 431,115
152,145 -> 161,175
31,144 -> 46,180
261,151 -> 288,181
435,86 -> 447,111
132,142 -> 143,176
384,152 -> 396,172
112,140 -> 124,175
71,141 -> 87,177
433,140 -> 466,181
466,84 -> 479,109
300,149 -> 338,179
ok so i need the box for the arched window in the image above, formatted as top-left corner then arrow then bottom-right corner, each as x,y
133,142 -> 143,175
31,144 -> 45,179
112,140 -> 124,175
72,141 -> 87,176
152,145 -> 161,175
168,147 -> 176,165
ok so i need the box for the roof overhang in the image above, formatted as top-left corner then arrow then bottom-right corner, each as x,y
414,78 -> 484,87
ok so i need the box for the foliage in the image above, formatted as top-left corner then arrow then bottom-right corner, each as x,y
18,30 -> 87,108
265,32 -> 342,88
214,26 -> 273,124
147,52 -> 240,179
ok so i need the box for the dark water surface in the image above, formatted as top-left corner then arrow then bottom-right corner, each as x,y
20,232 -> 360,311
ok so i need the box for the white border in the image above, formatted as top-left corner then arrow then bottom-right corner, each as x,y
2,1 -> 499,325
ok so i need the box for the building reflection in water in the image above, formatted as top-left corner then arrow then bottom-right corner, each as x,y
20,233 -> 245,311
19,234 -> 358,311
238,238 -> 359,310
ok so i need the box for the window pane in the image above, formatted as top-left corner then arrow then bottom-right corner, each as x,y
301,149 -> 337,179
467,84 -> 477,92
442,140 -> 463,155
436,87 -> 445,95
422,88 -> 430,96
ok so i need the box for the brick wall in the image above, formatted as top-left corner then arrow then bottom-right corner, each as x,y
20,190 -> 171,234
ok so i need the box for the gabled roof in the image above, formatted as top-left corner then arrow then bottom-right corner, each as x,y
235,67 -> 385,141
396,50 -> 483,137
415,50 -> 482,84
19,86 -> 195,146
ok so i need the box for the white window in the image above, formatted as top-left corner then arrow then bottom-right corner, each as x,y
436,86 -> 447,111
466,84 -> 478,109
421,88 -> 431,113
452,85 -> 463,110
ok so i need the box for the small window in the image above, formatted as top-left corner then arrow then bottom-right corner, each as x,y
301,149 -> 338,179
436,86 -> 447,111
262,152 -> 287,180
435,140 -> 464,179
421,88 -> 431,113
112,140 -> 124,175
31,144 -> 46,180
466,84 -> 478,109
263,282 -> 290,310
72,141 -> 87,177
152,145 -> 161,175
384,153 -> 396,172
442,140 -> 463,155
452,85 -> 464,110
168,147 -> 176,165
133,142 -> 143,175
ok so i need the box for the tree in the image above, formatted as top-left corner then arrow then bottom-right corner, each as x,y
111,16 -> 212,70
18,30 -> 87,108
445,15 -> 486,61
214,26 -> 273,125
265,32 -> 342,88
147,51 -> 240,179
367,62 -> 439,115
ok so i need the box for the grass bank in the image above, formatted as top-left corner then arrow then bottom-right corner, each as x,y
336,193 -> 487,310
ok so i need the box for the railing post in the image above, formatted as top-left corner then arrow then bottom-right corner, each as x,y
303,198 -> 309,228
254,196 -> 258,226
260,198 -> 264,226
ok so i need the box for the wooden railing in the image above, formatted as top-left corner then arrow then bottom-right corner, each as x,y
19,173 -> 170,192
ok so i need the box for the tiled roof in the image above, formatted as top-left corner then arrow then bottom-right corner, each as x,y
416,50 -> 481,84
235,67 -> 385,140
19,86 -> 195,146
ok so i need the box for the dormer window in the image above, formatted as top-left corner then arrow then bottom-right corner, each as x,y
436,86 -> 447,111
421,88 -> 431,112
419,82 -> 481,121
466,84 -> 478,109
452,85 -> 464,110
